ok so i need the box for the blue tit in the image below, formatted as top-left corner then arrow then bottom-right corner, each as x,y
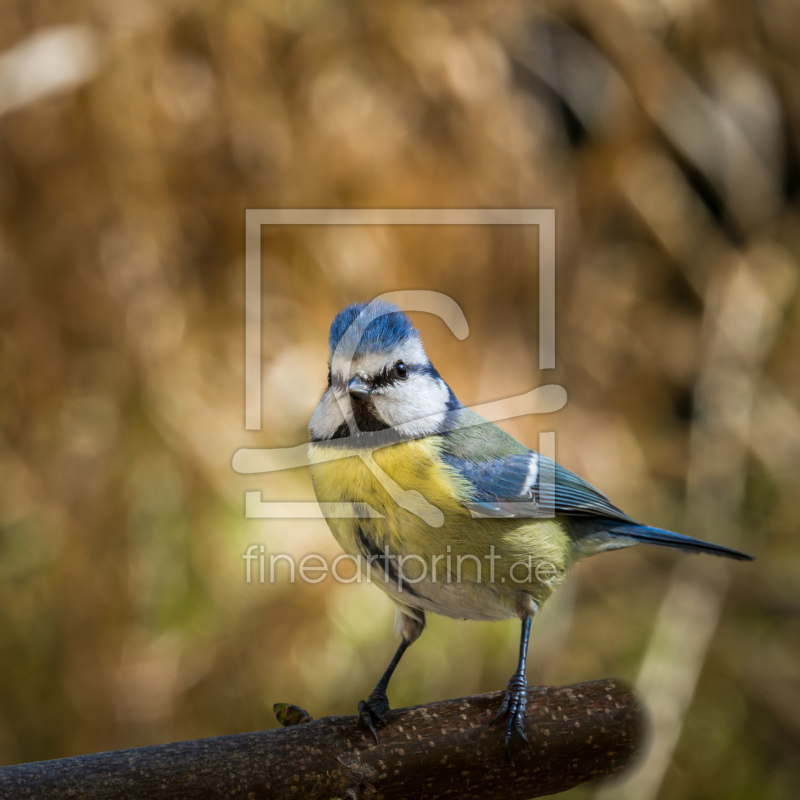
308,300 -> 753,756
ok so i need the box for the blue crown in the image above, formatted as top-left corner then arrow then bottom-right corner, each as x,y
329,301 -> 418,357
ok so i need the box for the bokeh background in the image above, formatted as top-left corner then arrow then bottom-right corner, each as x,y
1,1 -> 800,798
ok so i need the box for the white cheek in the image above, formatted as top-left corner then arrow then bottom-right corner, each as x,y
373,376 -> 450,436
308,390 -> 345,438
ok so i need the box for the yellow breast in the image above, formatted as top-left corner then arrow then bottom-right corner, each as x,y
308,437 -> 577,619
308,437 -> 470,554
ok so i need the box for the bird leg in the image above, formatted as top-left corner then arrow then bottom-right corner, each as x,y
492,615 -> 532,759
357,638 -> 409,743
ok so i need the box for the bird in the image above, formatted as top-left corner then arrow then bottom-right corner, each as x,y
307,299 -> 753,757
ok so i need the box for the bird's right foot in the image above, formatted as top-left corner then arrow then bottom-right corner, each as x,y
358,690 -> 390,743
491,670 -> 529,759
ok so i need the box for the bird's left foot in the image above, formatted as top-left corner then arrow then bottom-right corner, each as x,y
491,670 -> 529,759
358,690 -> 390,743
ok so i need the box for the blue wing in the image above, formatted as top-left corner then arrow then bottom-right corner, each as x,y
442,451 -> 633,522
442,450 -> 753,561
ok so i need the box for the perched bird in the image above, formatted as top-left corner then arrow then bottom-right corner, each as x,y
308,300 -> 753,756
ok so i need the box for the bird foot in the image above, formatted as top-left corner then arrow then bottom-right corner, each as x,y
358,690 -> 390,743
491,670 -> 529,759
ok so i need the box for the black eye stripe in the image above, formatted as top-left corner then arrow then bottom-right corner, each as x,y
370,369 -> 392,388
329,372 -> 347,391
329,361 -> 431,390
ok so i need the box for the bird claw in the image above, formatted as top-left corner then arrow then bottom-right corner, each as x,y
358,692 -> 390,743
491,671 -> 529,759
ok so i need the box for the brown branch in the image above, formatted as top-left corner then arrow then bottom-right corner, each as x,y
0,680 -> 645,800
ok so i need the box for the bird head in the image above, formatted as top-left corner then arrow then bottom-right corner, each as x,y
309,300 -> 459,441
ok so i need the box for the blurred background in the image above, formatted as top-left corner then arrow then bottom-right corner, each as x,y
1,0 -> 799,798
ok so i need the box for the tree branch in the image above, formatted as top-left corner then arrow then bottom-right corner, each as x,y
0,679 -> 644,799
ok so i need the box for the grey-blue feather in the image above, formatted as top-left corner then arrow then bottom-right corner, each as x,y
439,410 -> 753,562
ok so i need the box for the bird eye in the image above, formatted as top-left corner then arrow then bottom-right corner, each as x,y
395,361 -> 408,380
327,369 -> 332,386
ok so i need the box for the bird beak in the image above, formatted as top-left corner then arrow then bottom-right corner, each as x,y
347,376 -> 372,401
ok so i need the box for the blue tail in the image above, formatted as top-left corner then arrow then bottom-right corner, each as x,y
610,524 -> 754,562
